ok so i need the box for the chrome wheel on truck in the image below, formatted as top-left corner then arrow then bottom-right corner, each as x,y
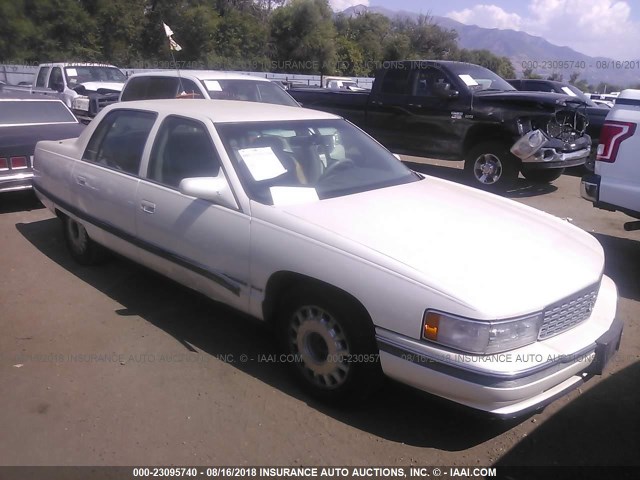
464,141 -> 520,191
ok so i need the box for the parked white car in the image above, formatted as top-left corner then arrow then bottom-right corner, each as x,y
33,99 -> 621,418
120,70 -> 299,107
581,89 -> 640,231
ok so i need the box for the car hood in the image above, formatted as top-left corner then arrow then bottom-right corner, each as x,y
277,178 -> 604,318
474,90 -> 587,108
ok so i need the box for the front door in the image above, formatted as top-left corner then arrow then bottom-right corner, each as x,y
136,115 -> 251,309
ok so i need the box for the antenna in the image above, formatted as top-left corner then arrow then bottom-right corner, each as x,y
162,22 -> 184,95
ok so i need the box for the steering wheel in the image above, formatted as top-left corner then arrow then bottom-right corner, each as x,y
320,158 -> 355,180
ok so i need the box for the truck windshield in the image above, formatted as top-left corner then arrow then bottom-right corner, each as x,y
64,66 -> 126,87
447,63 -> 515,92
201,79 -> 299,107
217,119 -> 419,205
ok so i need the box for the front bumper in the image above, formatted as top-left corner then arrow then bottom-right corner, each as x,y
521,146 -> 590,169
376,277 -> 621,418
516,134 -> 591,169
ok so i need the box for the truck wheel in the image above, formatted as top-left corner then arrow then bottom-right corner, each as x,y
464,141 -> 520,191
520,167 -> 564,183
62,215 -> 107,265
277,286 -> 382,404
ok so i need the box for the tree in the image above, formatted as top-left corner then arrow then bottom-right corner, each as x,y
269,0 -> 337,74
547,72 -> 563,82
335,37 -> 366,76
343,12 -> 390,74
522,67 -> 542,79
400,15 -> 458,60
455,49 -> 515,78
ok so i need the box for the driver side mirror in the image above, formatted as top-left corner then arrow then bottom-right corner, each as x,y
433,82 -> 459,99
179,174 -> 238,210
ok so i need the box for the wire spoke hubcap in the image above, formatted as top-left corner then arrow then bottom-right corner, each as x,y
288,305 -> 350,390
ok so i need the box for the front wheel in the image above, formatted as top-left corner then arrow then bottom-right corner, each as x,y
520,167 -> 564,183
62,215 -> 107,265
277,286 -> 382,403
464,141 -> 520,191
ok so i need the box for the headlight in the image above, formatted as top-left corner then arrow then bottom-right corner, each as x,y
422,310 -> 543,355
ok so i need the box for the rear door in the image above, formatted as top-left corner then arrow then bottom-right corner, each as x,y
32,67 -> 51,95
404,65 -> 468,158
70,109 -> 157,258
136,115 -> 250,309
366,66 -> 413,151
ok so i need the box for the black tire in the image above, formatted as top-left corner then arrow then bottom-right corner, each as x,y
464,141 -> 520,191
62,215 -> 107,265
520,167 -> 564,183
276,286 -> 382,404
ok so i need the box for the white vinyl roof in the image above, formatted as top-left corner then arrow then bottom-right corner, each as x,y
106,99 -> 340,123
126,70 -> 272,82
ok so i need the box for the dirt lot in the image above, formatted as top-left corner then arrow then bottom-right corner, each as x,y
0,163 -> 638,474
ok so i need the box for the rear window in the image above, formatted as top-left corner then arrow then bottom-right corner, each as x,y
202,79 -> 299,107
0,101 -> 77,125
121,77 -> 180,101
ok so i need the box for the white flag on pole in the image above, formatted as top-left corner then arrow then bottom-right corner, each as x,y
163,22 -> 182,51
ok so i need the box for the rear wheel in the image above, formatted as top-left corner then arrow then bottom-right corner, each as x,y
464,141 -> 520,191
520,167 -> 564,183
277,286 -> 382,403
62,215 -> 107,265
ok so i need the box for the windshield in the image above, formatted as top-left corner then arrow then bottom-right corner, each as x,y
559,84 -> 598,107
201,79 -> 299,107
0,100 -> 77,125
217,119 -> 419,205
64,66 -> 126,87
447,63 -> 515,92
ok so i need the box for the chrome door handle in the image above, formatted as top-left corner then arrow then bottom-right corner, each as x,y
76,176 -> 87,186
141,201 -> 156,214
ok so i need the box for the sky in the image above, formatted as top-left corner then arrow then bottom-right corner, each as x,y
328,0 -> 640,60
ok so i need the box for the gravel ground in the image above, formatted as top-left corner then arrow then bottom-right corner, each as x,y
0,162 -> 638,477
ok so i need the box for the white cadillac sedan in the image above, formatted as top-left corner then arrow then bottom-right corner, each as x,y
33,100 -> 621,418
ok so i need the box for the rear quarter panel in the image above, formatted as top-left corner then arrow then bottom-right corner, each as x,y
597,99 -> 640,214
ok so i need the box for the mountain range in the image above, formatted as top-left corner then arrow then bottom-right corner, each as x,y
342,4 -> 636,88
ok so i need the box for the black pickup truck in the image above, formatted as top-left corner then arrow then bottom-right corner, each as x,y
289,61 -> 592,190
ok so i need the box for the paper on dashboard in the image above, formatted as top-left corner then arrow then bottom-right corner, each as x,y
204,80 -> 222,91
238,147 -> 287,181
270,187 -> 319,206
458,74 -> 479,87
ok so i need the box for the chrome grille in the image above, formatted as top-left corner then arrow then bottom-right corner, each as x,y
539,285 -> 599,339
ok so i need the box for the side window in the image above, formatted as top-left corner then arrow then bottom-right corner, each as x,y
380,67 -> 411,95
147,116 -> 221,189
83,110 -> 157,175
176,78 -> 204,98
35,68 -> 50,88
413,67 -> 453,97
48,68 -> 63,89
